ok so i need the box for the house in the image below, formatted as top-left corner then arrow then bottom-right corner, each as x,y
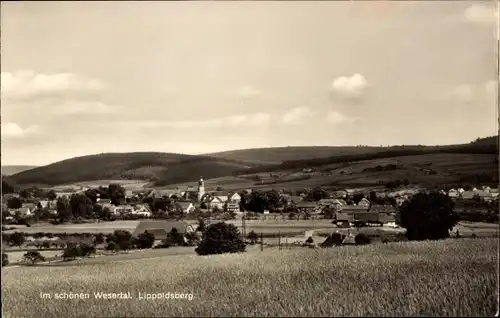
369,204 -> 397,214
96,198 -> 112,205
225,202 -> 240,212
353,211 -> 379,224
289,196 -> 304,205
476,190 -> 493,201
228,192 -> 241,203
11,207 -> 33,217
113,205 -> 134,215
56,192 -> 74,199
209,197 -> 226,210
357,198 -> 370,207
211,191 -> 229,202
482,186 -> 491,192
318,199 -> 337,208
460,191 -> 475,200
342,205 -> 370,214
132,204 -> 152,217
296,201 -> 320,214
448,189 -> 459,199
457,188 -> 465,193
147,189 -> 172,199
332,190 -> 348,199
176,201 -> 195,214
132,220 -> 196,241
22,203 -> 37,212
335,212 -> 353,225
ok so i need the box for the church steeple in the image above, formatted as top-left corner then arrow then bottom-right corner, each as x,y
197,176 -> 205,201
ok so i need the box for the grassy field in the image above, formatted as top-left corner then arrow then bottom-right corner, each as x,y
2,238 -> 497,317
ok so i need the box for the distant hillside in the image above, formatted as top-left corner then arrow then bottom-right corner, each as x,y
5,135 -> 497,188
236,136 -> 499,175
1,165 -> 38,176
5,153 -> 263,187
205,146 -> 384,164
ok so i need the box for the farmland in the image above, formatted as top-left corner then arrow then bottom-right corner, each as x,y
2,238 -> 497,317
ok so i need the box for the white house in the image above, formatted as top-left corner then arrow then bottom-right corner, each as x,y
228,192 -> 241,203
176,201 -> 195,214
113,205 -> 134,215
357,198 -> 371,207
448,189 -> 459,199
209,197 -> 225,210
132,204 -> 152,217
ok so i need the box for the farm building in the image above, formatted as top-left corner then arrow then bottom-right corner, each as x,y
225,202 -> 240,212
132,220 -> 195,241
175,201 -> 195,213
335,212 -> 353,224
369,204 -> 397,214
296,201 -> 320,214
354,212 -> 379,224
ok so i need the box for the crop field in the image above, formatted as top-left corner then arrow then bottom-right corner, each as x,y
2,238 -> 497,317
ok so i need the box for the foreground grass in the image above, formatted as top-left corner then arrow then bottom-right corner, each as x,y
2,238 -> 498,317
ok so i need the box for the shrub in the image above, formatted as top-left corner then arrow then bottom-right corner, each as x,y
196,219 -> 206,232
305,236 -> 314,244
247,231 -> 259,245
22,251 -> 45,265
195,222 -> 246,256
354,233 -> 371,245
134,231 -> 155,249
94,233 -> 105,245
166,228 -> 184,246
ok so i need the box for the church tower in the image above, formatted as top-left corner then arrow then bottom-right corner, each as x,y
197,176 -> 205,202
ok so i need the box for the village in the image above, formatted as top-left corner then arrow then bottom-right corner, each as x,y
3,176 -> 499,228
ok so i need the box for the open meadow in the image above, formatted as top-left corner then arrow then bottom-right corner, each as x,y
2,238 -> 498,317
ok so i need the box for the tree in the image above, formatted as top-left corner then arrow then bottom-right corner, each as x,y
23,251 -> 45,264
70,193 -> 94,219
107,230 -> 133,251
94,233 -> 105,245
184,232 -> 200,246
167,228 -> 185,246
2,253 -> 8,266
195,222 -> 246,255
196,218 -> 206,232
352,193 -> 365,205
247,231 -> 259,245
2,180 -> 15,194
56,196 -> 72,222
7,197 -> 22,209
134,231 -> 155,249
398,192 -> 459,241
305,236 -> 314,244
47,190 -> 57,201
108,183 -> 126,206
354,233 -> 371,245
9,232 -> 25,247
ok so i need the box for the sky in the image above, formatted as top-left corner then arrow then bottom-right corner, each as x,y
1,1 -> 498,166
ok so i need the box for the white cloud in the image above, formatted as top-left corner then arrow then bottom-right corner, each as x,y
464,4 -> 498,25
281,107 -> 314,125
1,122 -> 41,139
1,70 -> 105,100
58,101 -> 116,115
331,74 -> 368,98
325,111 -> 358,125
118,112 -> 271,129
238,85 -> 261,99
442,80 -> 496,104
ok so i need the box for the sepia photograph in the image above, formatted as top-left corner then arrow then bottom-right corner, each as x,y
1,1 -> 499,317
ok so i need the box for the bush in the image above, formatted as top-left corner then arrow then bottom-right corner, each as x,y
133,231 -> 155,249
154,239 -> 171,249
354,233 -> 371,245
22,251 -> 45,264
247,231 -> 259,245
195,222 -> 246,256
2,253 -> 8,266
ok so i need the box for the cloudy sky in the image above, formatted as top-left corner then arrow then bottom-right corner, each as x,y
1,1 -> 498,166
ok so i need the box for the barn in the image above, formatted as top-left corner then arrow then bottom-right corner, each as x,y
132,220 -> 196,241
